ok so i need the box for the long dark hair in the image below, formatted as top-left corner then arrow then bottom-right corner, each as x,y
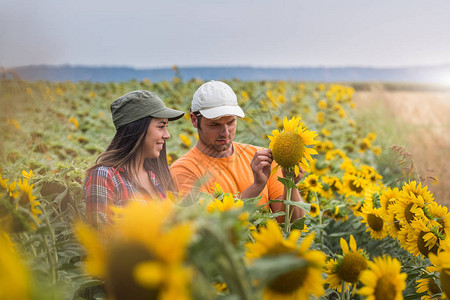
86,117 -> 176,193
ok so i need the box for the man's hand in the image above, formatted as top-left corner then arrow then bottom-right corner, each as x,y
250,149 -> 273,187
282,165 -> 306,184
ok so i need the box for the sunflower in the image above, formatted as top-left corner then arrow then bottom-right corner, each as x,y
268,116 -> 318,173
324,149 -> 346,161
17,178 -> 42,225
361,203 -> 388,240
428,241 -> 450,299
416,267 -> 442,300
325,235 -> 368,292
206,193 -> 244,213
245,220 -> 326,299
385,200 -> 402,239
409,217 -> 441,257
361,165 -> 383,186
75,201 -> 193,300
379,187 -> 399,217
358,138 -> 372,153
358,255 -> 407,300
179,134 -> 191,149
304,174 -> 323,193
321,176 -> 342,196
393,183 -> 429,228
308,203 -> 320,218
401,181 -> 434,204
0,231 -> 31,300
342,173 -> 369,198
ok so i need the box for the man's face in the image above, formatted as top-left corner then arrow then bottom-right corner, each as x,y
192,114 -> 237,156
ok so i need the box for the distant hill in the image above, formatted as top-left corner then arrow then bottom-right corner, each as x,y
5,64 -> 450,83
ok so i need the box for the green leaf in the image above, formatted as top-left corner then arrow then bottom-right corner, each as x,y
290,217 -> 306,231
248,255 -> 308,287
328,232 -> 354,238
277,177 -> 297,189
284,200 -> 311,211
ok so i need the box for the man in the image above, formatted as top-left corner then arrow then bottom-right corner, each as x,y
170,80 -> 304,219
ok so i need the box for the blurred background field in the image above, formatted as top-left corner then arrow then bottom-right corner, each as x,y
1,78 -> 447,205
352,82 -> 450,205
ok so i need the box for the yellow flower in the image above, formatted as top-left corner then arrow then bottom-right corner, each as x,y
179,134 -> 191,149
361,202 -> 388,240
0,173 -> 9,189
206,193 -> 244,213
429,239 -> 450,298
358,138 -> 372,153
68,116 -> 79,129
245,221 -> 326,299
317,111 -> 325,124
21,169 -> 34,179
7,118 -> 20,129
318,99 -> 327,109
17,178 -> 42,225
304,174 -> 323,193
268,116 -> 318,173
75,201 -> 193,300
358,256 -> 407,300
0,232 -> 32,299
321,128 -> 331,136
308,203 -> 320,218
416,276 -> 442,300
325,235 -> 368,292
342,173 -> 368,198
367,132 -> 377,142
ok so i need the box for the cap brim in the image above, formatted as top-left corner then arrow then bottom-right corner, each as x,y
151,107 -> 185,121
199,105 -> 245,119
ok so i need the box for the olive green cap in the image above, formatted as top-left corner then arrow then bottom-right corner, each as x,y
110,90 -> 184,129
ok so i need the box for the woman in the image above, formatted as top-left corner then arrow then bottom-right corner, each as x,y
84,90 -> 184,230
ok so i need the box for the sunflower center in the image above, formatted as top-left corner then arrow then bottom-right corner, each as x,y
336,252 -> 367,283
393,216 -> 401,231
360,142 -> 369,150
417,231 -> 439,258
310,206 -> 317,214
404,203 -> 416,224
267,266 -> 308,294
441,269 -> 450,299
367,214 -> 384,232
427,278 -> 441,295
374,276 -> 397,300
272,132 -> 305,169
349,180 -> 363,193
309,179 -> 318,187
106,242 -> 160,300
19,191 -> 31,206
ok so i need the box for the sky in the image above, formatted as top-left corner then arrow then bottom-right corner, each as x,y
1,0 -> 450,69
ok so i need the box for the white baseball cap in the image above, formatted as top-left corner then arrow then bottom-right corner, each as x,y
191,80 -> 245,119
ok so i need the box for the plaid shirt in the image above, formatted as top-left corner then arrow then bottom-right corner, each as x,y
84,166 -> 165,230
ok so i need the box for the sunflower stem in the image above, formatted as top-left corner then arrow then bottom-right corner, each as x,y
283,174 -> 294,234
315,192 -> 324,250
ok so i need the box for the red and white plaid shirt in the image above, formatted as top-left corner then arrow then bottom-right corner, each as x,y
84,166 -> 165,231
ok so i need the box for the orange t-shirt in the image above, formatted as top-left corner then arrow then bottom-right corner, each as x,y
170,142 -> 284,205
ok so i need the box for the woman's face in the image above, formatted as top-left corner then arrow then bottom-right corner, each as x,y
142,118 -> 170,159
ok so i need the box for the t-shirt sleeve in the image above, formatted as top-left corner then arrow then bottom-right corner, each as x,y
84,167 -> 116,230
267,164 -> 285,200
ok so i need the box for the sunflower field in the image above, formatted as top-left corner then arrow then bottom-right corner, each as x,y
0,74 -> 448,300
